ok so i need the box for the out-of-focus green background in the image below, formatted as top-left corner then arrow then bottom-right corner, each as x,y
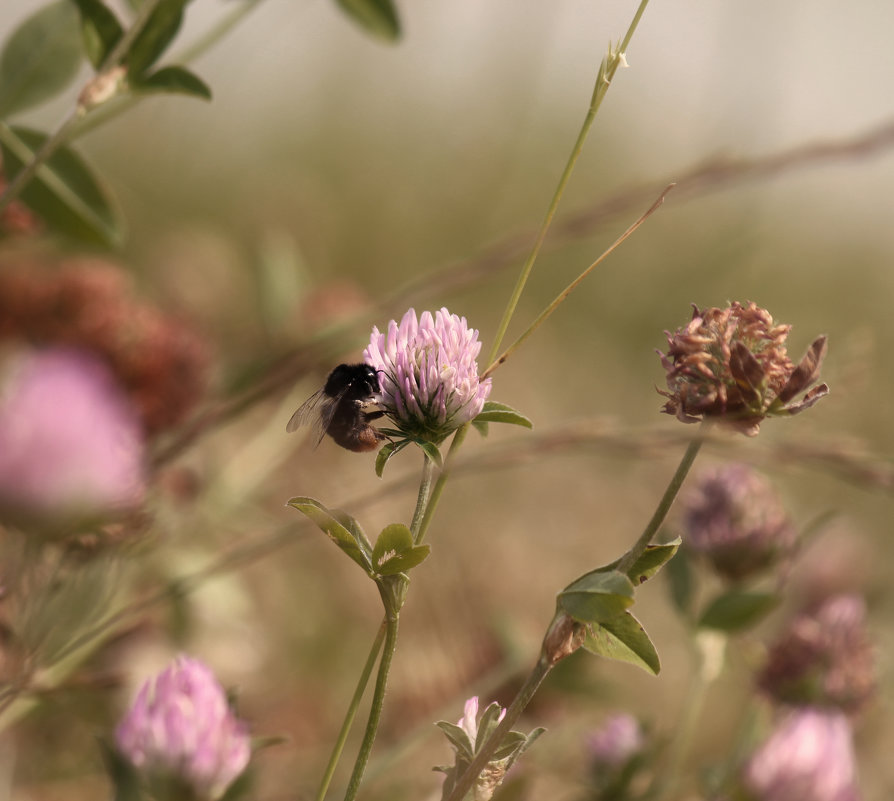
3,1 -> 893,799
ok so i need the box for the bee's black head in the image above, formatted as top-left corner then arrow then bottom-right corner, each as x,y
325,363 -> 380,398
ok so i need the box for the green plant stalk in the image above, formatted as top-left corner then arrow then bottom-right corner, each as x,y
651,632 -> 726,801
0,0 -> 165,215
333,449 -> 433,799
444,655 -> 553,801
342,612 -> 400,801
314,621 -> 387,801
414,423 -> 470,546
0,0 -> 268,215
409,453 -> 436,542
485,0 -> 652,366
481,184 -> 673,380
616,433 -> 702,576
75,0 -> 269,138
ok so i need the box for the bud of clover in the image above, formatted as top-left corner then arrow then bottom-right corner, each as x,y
758,594 -> 876,715
364,308 -> 492,443
115,656 -> 250,801
435,696 -> 542,801
658,302 -> 828,436
682,463 -> 796,582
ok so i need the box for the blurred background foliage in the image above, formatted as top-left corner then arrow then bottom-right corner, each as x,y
2,0 -> 893,799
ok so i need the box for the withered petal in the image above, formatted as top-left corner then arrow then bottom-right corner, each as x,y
778,335 -> 828,403
784,383 -> 830,415
729,341 -> 765,404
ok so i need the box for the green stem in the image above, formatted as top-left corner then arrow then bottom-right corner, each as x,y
0,0 -> 166,215
444,655 -> 553,801
414,424 -> 470,546
481,184 -> 673,379
0,0 -> 267,214
409,454 -> 436,543
315,621 -> 387,801
0,113 -> 83,215
616,433 -> 702,576
342,613 -> 400,801
485,0 -> 651,365
651,632 -> 727,801
74,0 -> 269,138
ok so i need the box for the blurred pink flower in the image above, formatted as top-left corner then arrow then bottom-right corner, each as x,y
743,708 -> 859,801
587,713 -> 644,767
364,308 -> 492,442
0,348 -> 145,526
116,656 -> 250,801
759,595 -> 875,714
682,463 -> 796,581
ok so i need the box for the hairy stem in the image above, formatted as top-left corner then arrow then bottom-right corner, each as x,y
616,433 -> 703,575
315,621 -> 386,801
342,613 -> 400,801
410,454 -> 436,543
485,0 -> 652,365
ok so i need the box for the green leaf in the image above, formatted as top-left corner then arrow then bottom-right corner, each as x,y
132,65 -> 211,100
558,570 -> 635,624
476,701 -> 507,751
69,0 -> 124,68
698,590 -> 780,633
372,523 -> 430,575
335,0 -> 400,42
435,721 -> 473,757
96,738 -> 144,801
665,544 -> 696,618
0,1 -> 83,117
287,496 -> 373,573
471,418 -> 489,437
619,539 -> 682,585
582,611 -> 661,675
0,124 -> 122,247
375,439 -> 408,477
472,401 -> 533,430
126,0 -> 191,77
417,440 -> 442,467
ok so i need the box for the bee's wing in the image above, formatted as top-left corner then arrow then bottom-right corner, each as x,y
286,389 -> 338,447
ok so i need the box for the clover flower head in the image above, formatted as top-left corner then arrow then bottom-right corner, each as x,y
758,594 -> 876,714
363,308 -> 492,442
115,656 -> 251,800
658,302 -> 828,436
743,708 -> 859,801
682,463 -> 796,582
0,348 -> 145,528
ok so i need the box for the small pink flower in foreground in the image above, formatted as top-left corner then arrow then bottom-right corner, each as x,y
364,308 -> 492,442
658,302 -> 828,436
682,463 -> 796,582
458,696 -> 506,745
116,656 -> 250,801
743,708 -> 859,801
437,696 -> 541,801
758,594 -> 876,714
0,348 -> 144,527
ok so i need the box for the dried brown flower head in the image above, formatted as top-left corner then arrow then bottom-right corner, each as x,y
658,301 -> 829,435
758,594 -> 876,715
0,258 -> 211,435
